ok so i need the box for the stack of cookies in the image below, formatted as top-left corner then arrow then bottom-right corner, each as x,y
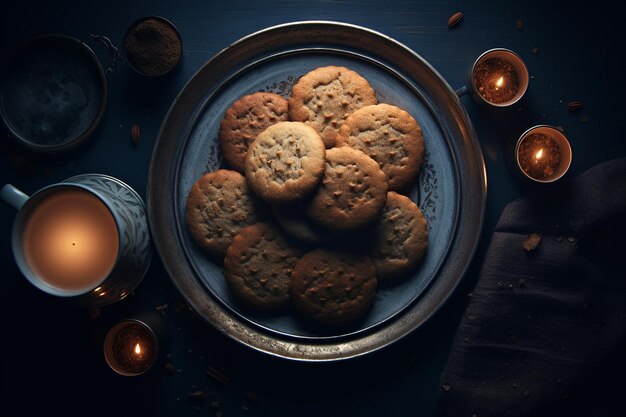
185,66 -> 429,329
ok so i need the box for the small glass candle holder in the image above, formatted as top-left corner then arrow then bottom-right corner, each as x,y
515,125 -> 573,183
103,312 -> 166,376
458,48 -> 529,107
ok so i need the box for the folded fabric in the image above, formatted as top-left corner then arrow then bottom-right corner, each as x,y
437,157 -> 626,417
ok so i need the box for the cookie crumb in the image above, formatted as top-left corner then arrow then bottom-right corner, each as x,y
522,233 -> 541,251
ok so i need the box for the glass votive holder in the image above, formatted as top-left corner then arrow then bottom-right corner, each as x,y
515,125 -> 573,183
457,48 -> 529,108
103,312 -> 166,376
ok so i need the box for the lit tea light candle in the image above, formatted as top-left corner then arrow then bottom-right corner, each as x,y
21,188 -> 119,294
474,58 -> 519,104
104,317 -> 160,376
515,125 -> 573,183
470,48 -> 529,107
494,76 -> 504,90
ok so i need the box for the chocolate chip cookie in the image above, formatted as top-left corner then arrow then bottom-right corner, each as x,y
219,92 -> 289,173
272,201 -> 341,244
244,121 -> 326,203
289,66 -> 377,148
185,169 -> 265,258
306,146 -> 388,231
336,103 -> 425,190
223,222 -> 303,312
290,249 -> 377,327
369,191 -> 429,280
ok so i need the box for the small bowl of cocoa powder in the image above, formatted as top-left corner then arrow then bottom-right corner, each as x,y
123,16 -> 183,77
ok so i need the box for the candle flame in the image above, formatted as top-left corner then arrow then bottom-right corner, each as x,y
495,76 -> 504,88
535,149 -> 544,159
134,343 -> 141,355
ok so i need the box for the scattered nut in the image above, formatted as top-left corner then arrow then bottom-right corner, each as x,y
88,307 -> 101,320
163,362 -> 176,373
523,233 -> 541,251
448,11 -> 463,28
566,101 -> 584,112
131,124 -> 141,145
189,390 -> 208,400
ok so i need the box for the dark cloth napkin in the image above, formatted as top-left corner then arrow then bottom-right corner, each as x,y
437,157 -> 626,417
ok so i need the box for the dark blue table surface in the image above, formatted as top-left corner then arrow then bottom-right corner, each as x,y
2,1 -> 625,416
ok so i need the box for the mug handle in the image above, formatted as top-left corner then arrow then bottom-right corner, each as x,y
1,184 -> 29,210
455,85 -> 469,97
82,34 -> 119,76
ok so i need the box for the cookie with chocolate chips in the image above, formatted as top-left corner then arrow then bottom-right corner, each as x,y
219,92 -> 289,173
306,146 -> 388,231
185,169 -> 265,258
244,121 -> 326,203
290,248 -> 377,327
336,103 -> 425,191
224,222 -> 303,312
289,66 -> 377,148
369,191 -> 429,280
272,201 -> 341,244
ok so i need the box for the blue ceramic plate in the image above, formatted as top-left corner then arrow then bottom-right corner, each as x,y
148,21 -> 486,360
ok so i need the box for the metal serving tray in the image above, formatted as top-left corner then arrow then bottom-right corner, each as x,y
147,21 -> 486,361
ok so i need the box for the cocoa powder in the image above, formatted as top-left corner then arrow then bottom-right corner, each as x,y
124,17 -> 182,77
